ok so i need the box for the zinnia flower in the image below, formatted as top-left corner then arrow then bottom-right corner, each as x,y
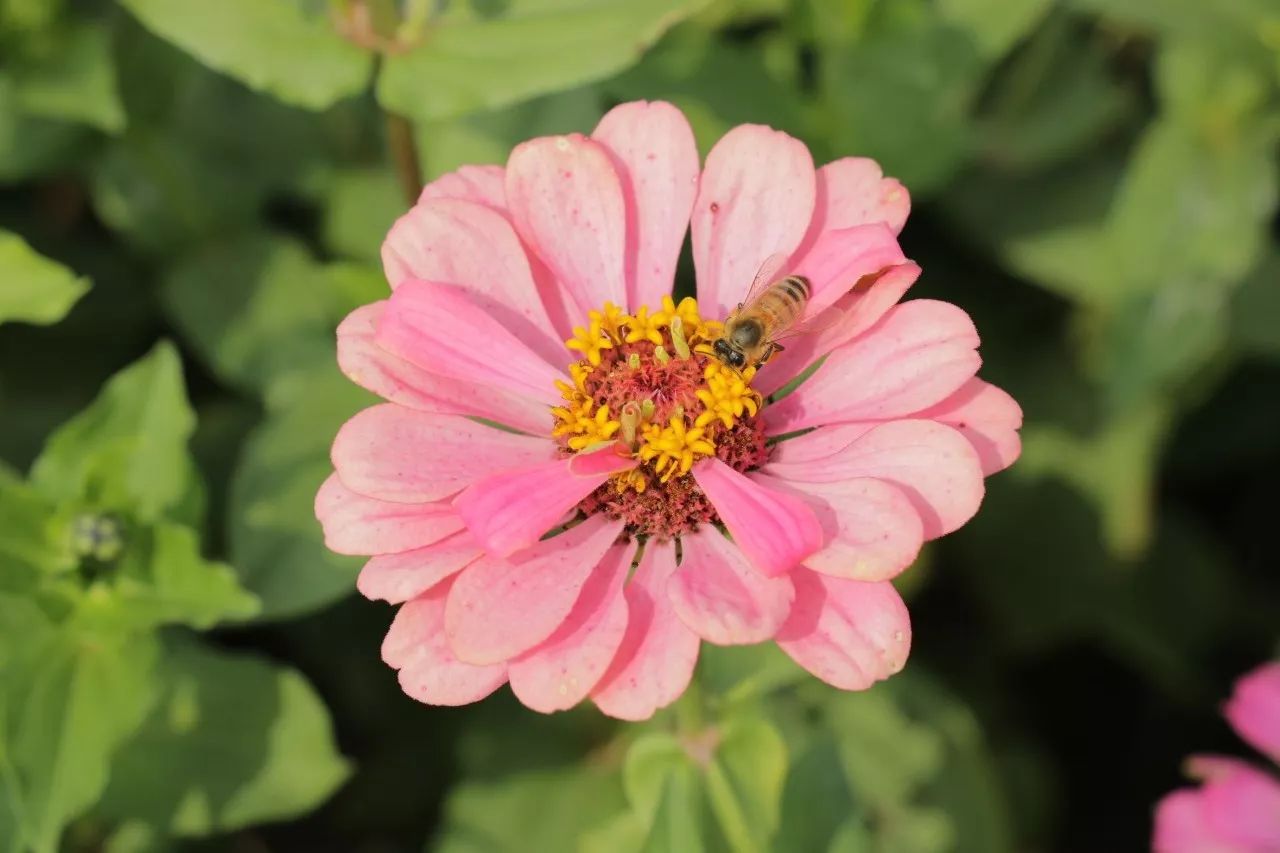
1153,662 -> 1280,851
315,101 -> 1022,720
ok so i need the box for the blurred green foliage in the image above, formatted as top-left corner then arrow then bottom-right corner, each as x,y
1,0 -> 1278,851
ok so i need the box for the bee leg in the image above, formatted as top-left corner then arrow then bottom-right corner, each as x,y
755,342 -> 780,368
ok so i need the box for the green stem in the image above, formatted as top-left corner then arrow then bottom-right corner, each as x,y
385,111 -> 423,205
674,671 -> 705,734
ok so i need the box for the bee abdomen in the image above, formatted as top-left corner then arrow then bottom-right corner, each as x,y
785,275 -> 811,300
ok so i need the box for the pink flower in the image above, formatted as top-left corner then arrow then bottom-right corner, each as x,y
1153,662 -> 1280,852
316,101 -> 1022,720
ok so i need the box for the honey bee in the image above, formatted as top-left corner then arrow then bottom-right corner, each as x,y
712,254 -> 811,370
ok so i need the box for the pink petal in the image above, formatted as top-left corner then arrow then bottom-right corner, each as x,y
454,449 -> 633,557
592,539 -> 700,721
910,378 -> 1023,476
755,262 -> 922,398
418,164 -> 506,210
377,280 -> 567,407
1153,789 -> 1232,853
766,420 -> 985,540
692,458 -> 824,578
508,541 -> 636,713
382,578 -> 508,706
799,158 -> 910,251
314,473 -> 463,556
444,514 -> 624,666
382,197 -> 562,364
337,303 -> 553,436
753,473 -> 923,582
691,124 -> 816,317
1225,662 -> 1280,764
790,224 -> 906,320
506,133 -> 627,316
775,568 -> 912,690
566,442 -> 638,477
765,300 -> 981,433
668,526 -> 794,645
357,530 -> 484,604
1201,763 -> 1280,848
331,404 -> 554,503
593,101 -> 699,310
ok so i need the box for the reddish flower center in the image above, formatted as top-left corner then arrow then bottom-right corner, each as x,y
551,298 -> 769,539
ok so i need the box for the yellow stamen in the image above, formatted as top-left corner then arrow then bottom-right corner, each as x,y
565,320 -> 614,366
623,305 -> 665,346
589,301 -> 627,343
694,362 -> 761,431
638,416 -> 716,483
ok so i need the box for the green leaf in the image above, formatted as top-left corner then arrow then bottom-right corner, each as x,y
622,733 -> 709,853
97,636 -> 349,837
1105,116 -> 1277,299
8,24 -> 125,133
0,77 -> 89,181
640,764 -> 708,853
118,0 -> 372,110
0,464 -> 74,585
890,674 -> 1014,853
937,0 -> 1052,59
436,764 -> 627,853
976,20 -> 1136,173
229,366 -> 371,619
702,715 -> 787,853
30,342 -> 197,522
106,522 -> 259,630
826,691 -> 944,811
377,0 -> 709,123
819,13 -> 984,193
0,230 -> 89,326
1230,251 -> 1280,357
322,168 -> 406,263
1,613 -> 159,853
162,235 -> 341,394
778,736 -> 857,853
1018,402 -> 1173,557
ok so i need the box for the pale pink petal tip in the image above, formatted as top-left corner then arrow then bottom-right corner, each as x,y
775,569 -> 912,691
912,378 -> 1023,476
381,579 -> 507,707
592,539 -> 699,721
691,123 -> 816,317
508,541 -> 636,713
314,473 -> 463,556
592,100 -> 699,311
443,514 -> 623,666
1224,661 -> 1280,763
506,133 -> 628,315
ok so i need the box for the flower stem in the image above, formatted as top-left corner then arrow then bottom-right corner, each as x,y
385,111 -> 422,205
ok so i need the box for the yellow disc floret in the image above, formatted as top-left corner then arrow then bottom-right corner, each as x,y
695,362 -> 762,430
566,319 -> 615,366
552,296 -> 767,497
638,416 -> 716,482
589,301 -> 627,343
623,305 -> 665,346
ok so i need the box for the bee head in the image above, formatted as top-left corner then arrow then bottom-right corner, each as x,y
713,338 -> 746,369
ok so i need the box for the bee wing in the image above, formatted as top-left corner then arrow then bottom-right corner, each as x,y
770,300 -> 850,344
738,252 -> 791,309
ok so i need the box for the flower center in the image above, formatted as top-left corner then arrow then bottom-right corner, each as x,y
552,297 -> 770,538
